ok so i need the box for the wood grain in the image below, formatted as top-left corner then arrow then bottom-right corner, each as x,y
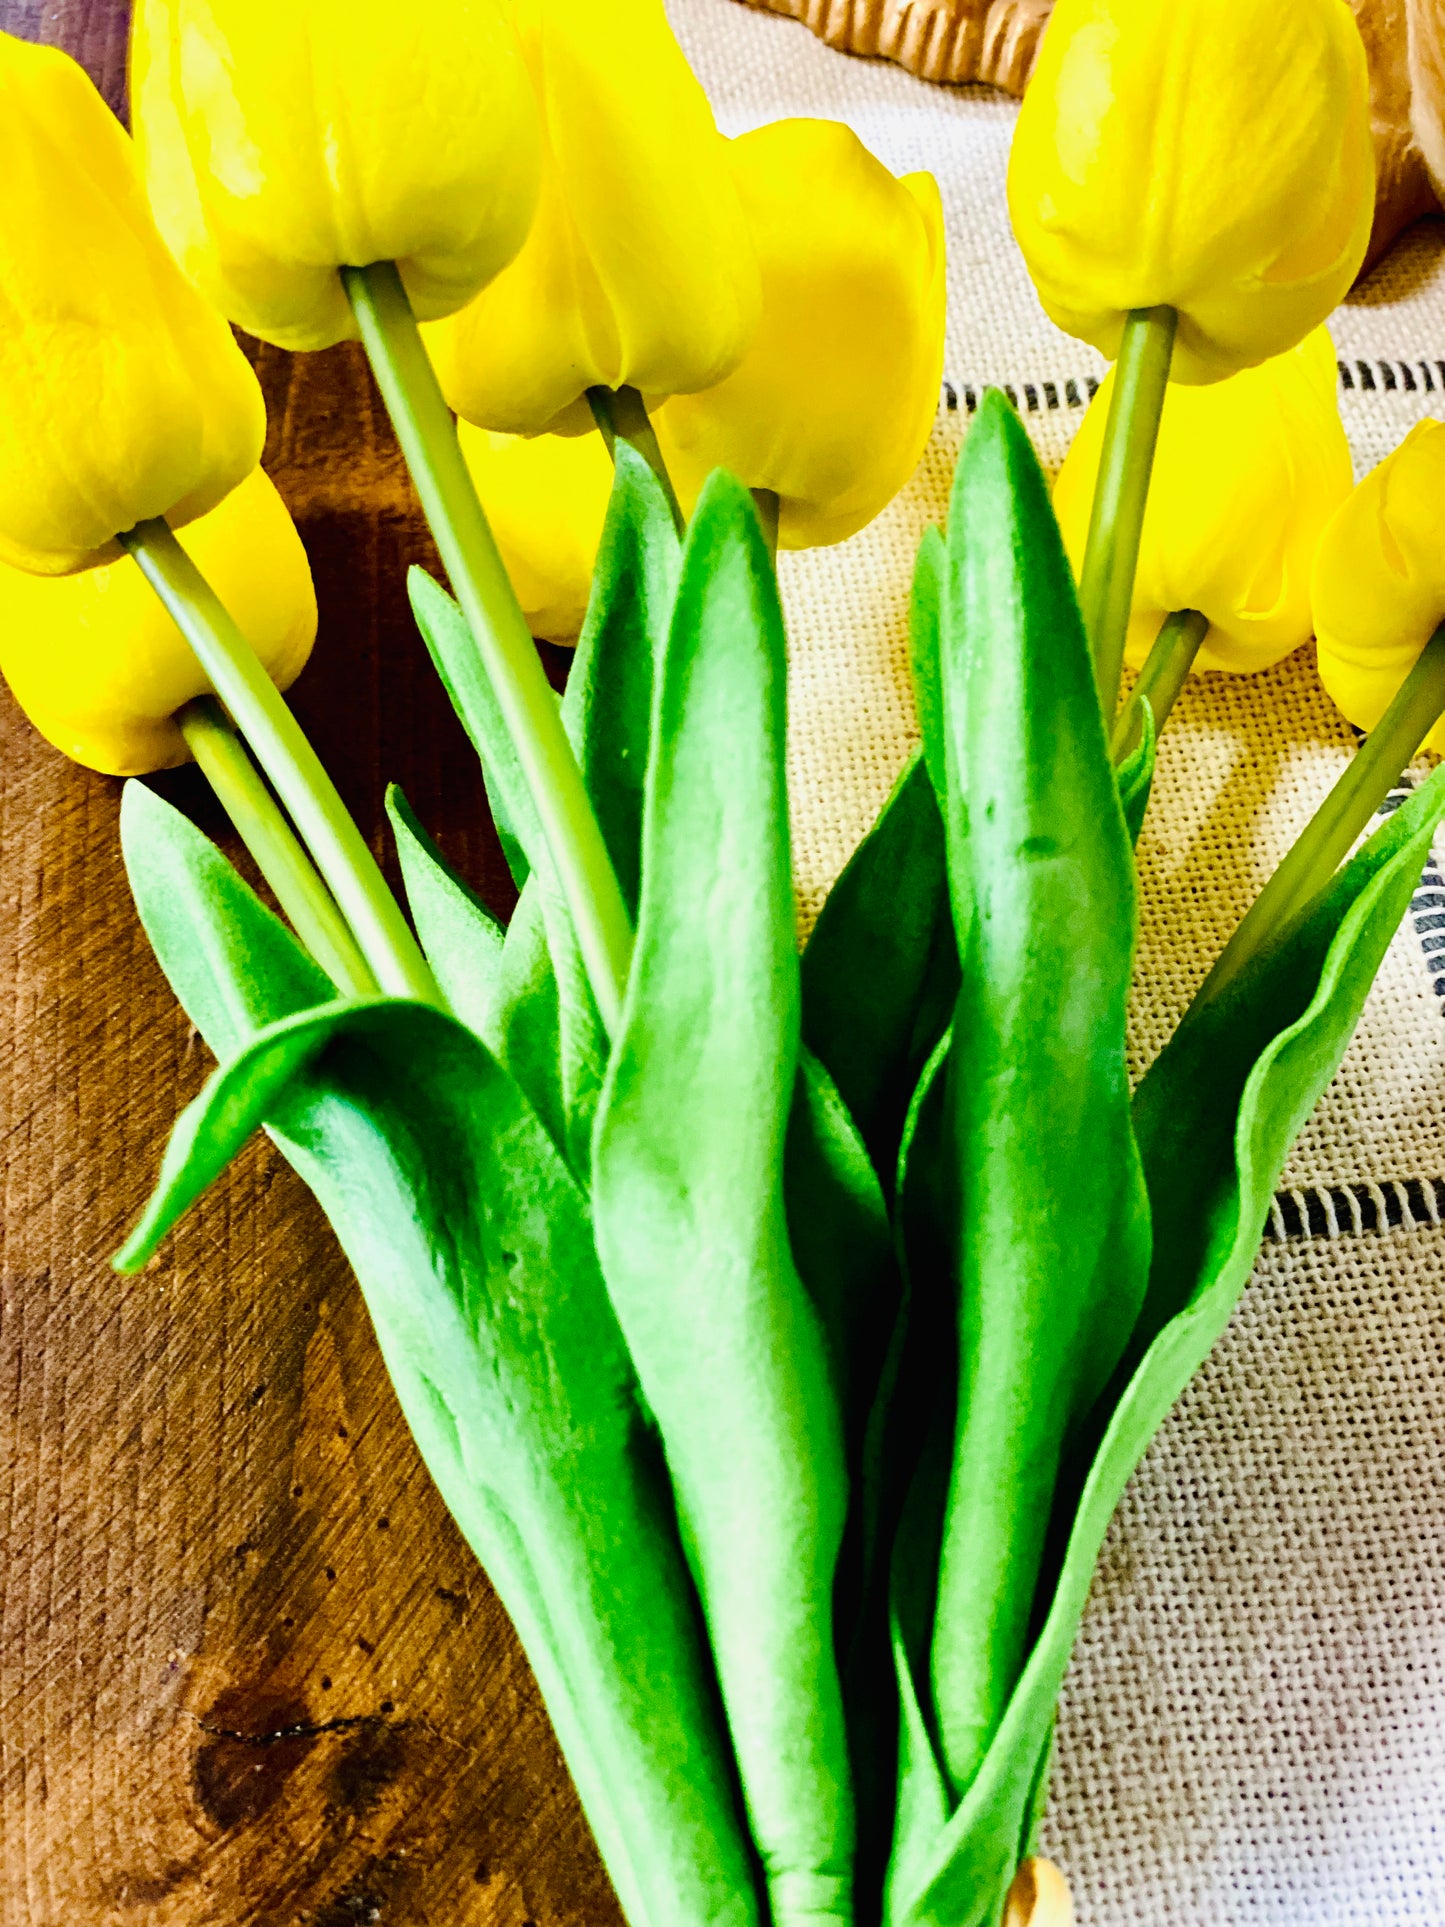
0,7 -> 619,1922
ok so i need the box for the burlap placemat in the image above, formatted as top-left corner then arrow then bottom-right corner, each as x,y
668,1 -> 1445,1918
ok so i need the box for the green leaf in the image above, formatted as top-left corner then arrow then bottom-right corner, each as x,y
1115,693 -> 1157,845
409,566 -> 606,1172
120,804 -> 765,1927
801,753 -> 957,1196
1128,763 -> 1445,1380
485,443 -> 679,1171
121,779 -> 333,1056
844,1026 -> 955,1916
796,528 -> 953,1204
879,1029 -> 962,1916
928,390 -> 1151,1800
859,1024 -> 955,1693
405,560 -> 566,885
883,764 -> 1445,1927
114,998 -> 369,1269
785,1046 -> 897,1474
387,784 -> 504,1039
563,440 -> 681,918
882,1029 -> 956,1633
482,754 -> 532,891
488,887 -> 570,1156
910,525 -> 947,801
591,470 -> 854,1927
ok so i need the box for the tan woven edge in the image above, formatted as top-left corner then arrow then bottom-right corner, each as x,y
737,0 -> 1051,95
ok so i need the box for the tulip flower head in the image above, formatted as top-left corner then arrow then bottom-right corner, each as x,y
1313,420 -> 1445,754
652,117 -> 946,550
1053,326 -> 1353,675
0,467 -> 317,776
448,117 -> 946,607
423,0 -> 760,436
131,0 -> 542,352
1008,0 -> 1374,383
0,32 -> 265,576
458,422 -> 614,644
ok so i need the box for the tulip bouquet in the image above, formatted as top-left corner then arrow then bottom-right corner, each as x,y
4,0 -> 1445,1922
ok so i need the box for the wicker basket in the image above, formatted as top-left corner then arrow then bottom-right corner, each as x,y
736,0 -> 1049,93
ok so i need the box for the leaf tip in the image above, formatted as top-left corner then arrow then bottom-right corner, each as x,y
405,563 -> 453,621
974,384 -> 1019,430
690,461 -> 753,525
119,774 -> 172,845
111,1220 -> 161,1275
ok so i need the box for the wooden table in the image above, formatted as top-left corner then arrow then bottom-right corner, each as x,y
0,8 -> 619,1919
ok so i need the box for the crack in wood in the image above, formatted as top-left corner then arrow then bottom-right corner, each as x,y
191,1711 -> 386,1749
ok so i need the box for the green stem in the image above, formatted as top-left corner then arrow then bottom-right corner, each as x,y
1192,619 -> 1445,1008
120,519 -> 442,1007
751,487 -> 780,561
1078,306 -> 1178,716
177,696 -> 379,999
345,260 -> 631,1037
587,384 -> 686,535
1110,608 -> 1209,765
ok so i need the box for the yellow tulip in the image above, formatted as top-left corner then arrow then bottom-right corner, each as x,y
652,118 -> 946,550
0,467 -> 316,775
424,0 -> 760,436
1008,0 -> 1374,383
1313,420 -> 1445,755
458,422 -> 614,643
1053,326 -> 1353,674
450,119 -> 946,606
131,0 -> 541,352
0,32 -> 264,576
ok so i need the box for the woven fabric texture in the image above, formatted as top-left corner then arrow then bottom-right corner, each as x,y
669,1 -> 1445,1919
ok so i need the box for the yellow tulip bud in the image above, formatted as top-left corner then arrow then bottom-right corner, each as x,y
1007,0 -> 1374,384
446,119 -> 945,617
1313,420 -> 1445,754
458,422 -> 613,644
652,118 -> 946,550
0,467 -> 316,776
131,0 -> 542,352
1053,326 -> 1353,674
0,33 -> 264,576
424,0 -> 760,435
